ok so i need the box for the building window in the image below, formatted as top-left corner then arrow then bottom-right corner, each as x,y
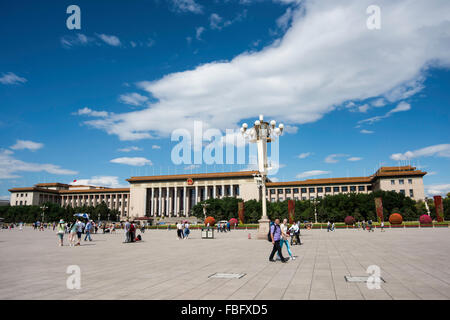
271,198 -> 276,202
409,189 -> 414,197
399,179 -> 404,185
24,201 -> 27,205
278,189 -> 283,194
391,180 -> 395,185
294,196 -> 298,200
342,186 -> 348,192
20,201 -> 23,205
400,189 -> 405,195
15,201 -> 18,205
325,187 -> 331,193
21,194 -> 23,197
310,196 -> 315,200
317,187 -> 323,193
293,188 -> 299,193
350,186 -> 356,192
235,186 -> 240,196
270,189 -> 275,194
285,189 -> 291,194
302,197 -> 307,200
286,197 -> 291,200
367,185 -> 372,191
309,187 -> 315,193
333,186 -> 340,192
408,179 -> 413,184
317,196 -> 322,199
301,188 -> 307,193
358,186 -> 365,191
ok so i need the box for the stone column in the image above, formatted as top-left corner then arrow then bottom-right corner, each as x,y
195,185 -> 198,205
166,186 -> 170,217
204,185 -> 208,201
159,187 -> 162,217
150,187 -> 154,216
174,187 -> 179,217
213,185 -> 217,199
222,185 -> 225,198
183,186 -> 186,217
230,184 -> 234,197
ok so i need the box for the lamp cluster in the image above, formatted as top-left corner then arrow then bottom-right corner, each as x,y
240,114 -> 284,142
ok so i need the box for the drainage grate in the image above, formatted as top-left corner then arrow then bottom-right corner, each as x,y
344,276 -> 386,283
209,273 -> 246,279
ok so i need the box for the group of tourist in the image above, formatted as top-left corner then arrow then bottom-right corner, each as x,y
269,218 -> 302,263
217,221 -> 231,233
176,221 -> 190,240
124,220 -> 142,243
356,220 -> 376,232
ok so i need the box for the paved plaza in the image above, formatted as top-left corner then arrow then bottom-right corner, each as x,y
0,226 -> 449,300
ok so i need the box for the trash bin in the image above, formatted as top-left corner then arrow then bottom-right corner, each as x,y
201,228 -> 214,239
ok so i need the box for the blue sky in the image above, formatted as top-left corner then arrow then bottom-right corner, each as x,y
1,0 -> 449,199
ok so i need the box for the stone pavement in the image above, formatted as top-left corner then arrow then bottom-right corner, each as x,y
0,227 -> 449,300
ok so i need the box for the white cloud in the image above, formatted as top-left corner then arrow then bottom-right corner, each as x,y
325,154 -> 348,164
196,26 -> 205,40
276,7 -> 293,31
371,98 -> 386,107
360,129 -> 374,134
0,72 -> 27,85
118,93 -> 149,106
209,10 -> 247,30
110,157 -> 152,166
170,0 -> 203,14
347,157 -> 362,161
390,144 -> 450,161
297,152 -> 312,159
96,34 -> 121,46
117,146 -> 142,152
80,0 -> 450,141
358,104 -> 369,113
61,33 -> 95,48
296,170 -> 331,179
359,102 -> 411,125
425,184 -> 450,197
210,13 -> 223,30
10,140 -> 43,151
152,145 -> 161,149
0,150 -> 77,179
70,176 -> 126,188
73,107 -> 109,118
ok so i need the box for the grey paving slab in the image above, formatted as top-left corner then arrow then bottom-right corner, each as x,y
0,226 -> 449,300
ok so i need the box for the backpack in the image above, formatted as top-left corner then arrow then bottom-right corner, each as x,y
130,224 -> 135,232
267,224 -> 279,242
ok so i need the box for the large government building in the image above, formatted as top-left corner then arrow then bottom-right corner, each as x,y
8,166 -> 426,220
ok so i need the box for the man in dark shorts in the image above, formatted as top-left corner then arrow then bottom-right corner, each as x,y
269,219 -> 288,263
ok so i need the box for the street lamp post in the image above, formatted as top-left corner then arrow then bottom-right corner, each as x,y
40,205 -> 48,223
241,114 -> 284,239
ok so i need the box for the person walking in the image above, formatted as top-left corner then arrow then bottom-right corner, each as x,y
57,219 -> 65,246
331,222 -> 335,231
227,221 -> 231,232
69,220 -> 78,246
124,220 -> 131,243
176,221 -> 184,240
380,221 -> 385,232
184,222 -> 190,239
269,219 -> 288,263
75,219 -> 83,246
290,221 -> 301,245
362,220 -> 366,231
84,220 -> 93,242
279,219 -> 295,260
129,222 -> 136,242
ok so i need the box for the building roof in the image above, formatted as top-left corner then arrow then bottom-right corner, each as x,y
35,183 -> 69,187
9,187 -> 129,195
267,176 -> 372,187
59,188 -> 130,194
266,166 -> 426,187
126,171 -> 260,183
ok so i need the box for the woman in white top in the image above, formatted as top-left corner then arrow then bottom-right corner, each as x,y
278,218 -> 295,260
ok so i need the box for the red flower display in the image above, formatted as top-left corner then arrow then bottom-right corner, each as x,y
344,216 -> 355,225
229,218 -> 238,226
204,216 -> 216,226
419,214 -> 432,224
389,213 -> 403,224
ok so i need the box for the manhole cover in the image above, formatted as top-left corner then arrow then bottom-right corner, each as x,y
209,273 -> 246,279
344,276 -> 385,283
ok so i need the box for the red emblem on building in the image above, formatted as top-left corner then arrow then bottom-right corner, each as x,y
187,178 -> 194,185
